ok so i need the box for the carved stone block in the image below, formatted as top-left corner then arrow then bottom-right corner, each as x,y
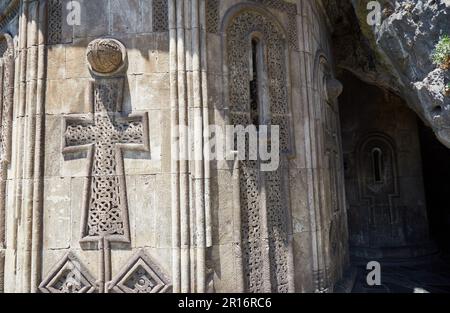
108,250 -> 172,293
39,253 -> 96,293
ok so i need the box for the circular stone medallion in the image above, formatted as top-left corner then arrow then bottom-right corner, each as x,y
86,38 -> 126,76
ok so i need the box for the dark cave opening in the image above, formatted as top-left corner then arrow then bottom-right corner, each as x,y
338,70 -> 450,292
418,119 -> 450,256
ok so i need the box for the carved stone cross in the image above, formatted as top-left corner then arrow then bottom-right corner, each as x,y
63,39 -> 149,245
40,38 -> 171,294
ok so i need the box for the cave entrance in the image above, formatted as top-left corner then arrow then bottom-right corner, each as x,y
418,120 -> 450,256
338,70 -> 450,292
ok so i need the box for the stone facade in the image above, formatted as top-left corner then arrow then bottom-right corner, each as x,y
1,0 -> 442,294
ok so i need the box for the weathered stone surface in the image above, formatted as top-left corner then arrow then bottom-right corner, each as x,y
330,0 -> 450,147
2,0 -> 449,295
86,38 -> 125,75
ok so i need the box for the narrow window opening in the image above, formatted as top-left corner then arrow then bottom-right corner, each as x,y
372,148 -> 384,183
250,38 -> 261,128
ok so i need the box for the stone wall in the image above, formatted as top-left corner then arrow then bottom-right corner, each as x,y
0,0 -> 349,293
42,0 -> 173,293
207,0 -> 349,292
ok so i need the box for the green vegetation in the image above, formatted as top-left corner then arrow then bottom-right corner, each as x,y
432,35 -> 450,69
445,83 -> 450,96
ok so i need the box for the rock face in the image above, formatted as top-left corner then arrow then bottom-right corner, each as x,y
331,0 -> 450,147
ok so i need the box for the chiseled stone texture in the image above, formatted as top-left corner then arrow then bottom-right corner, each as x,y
41,0 -> 174,293
0,0 -> 351,293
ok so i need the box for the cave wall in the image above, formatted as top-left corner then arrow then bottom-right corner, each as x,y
330,1 -> 450,148
339,71 -> 432,258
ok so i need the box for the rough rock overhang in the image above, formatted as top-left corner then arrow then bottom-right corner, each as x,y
324,0 -> 450,148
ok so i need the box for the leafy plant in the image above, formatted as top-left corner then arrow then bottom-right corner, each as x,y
444,82 -> 450,96
432,35 -> 450,69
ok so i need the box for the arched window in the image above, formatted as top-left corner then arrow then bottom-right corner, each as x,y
225,7 -> 293,293
249,38 -> 261,127
358,134 -> 398,199
372,148 -> 384,183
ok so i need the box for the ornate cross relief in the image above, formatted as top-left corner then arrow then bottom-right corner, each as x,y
41,38 -> 170,293
63,80 -> 148,244
63,38 -> 149,246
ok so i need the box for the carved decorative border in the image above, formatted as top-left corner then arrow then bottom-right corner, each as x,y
206,0 -> 220,33
208,0 -> 298,50
222,5 -> 295,293
47,0 -> 63,45
0,33 -> 14,165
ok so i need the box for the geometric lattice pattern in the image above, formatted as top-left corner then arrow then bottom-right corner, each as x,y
266,166 -> 290,293
0,39 -> 7,57
226,9 -> 292,293
206,0 -> 220,33
238,161 -> 265,293
108,250 -> 172,293
152,0 -> 168,32
227,10 -> 291,293
39,252 -> 96,293
63,78 -> 149,244
47,0 -> 63,45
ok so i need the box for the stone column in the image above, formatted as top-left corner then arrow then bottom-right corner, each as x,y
30,0 -> 47,293
11,0 -> 46,293
11,0 -> 29,293
169,0 -> 181,293
297,0 -> 329,293
170,0 -> 210,293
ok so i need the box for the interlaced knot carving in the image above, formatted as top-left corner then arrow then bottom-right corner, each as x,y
226,9 -> 292,293
47,0 -> 63,45
63,78 -> 149,243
